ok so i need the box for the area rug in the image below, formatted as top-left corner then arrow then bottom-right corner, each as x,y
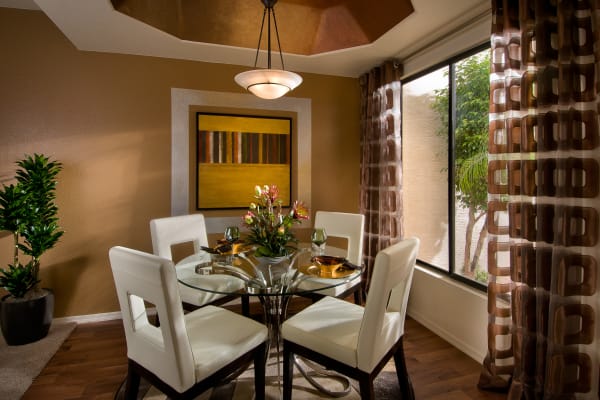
0,322 -> 76,400
115,354 -> 401,399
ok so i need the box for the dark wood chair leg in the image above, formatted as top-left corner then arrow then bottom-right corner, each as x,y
124,360 -> 141,400
393,337 -> 415,400
282,343 -> 294,400
241,295 -> 250,317
358,374 -> 374,400
254,342 -> 267,400
353,289 -> 361,304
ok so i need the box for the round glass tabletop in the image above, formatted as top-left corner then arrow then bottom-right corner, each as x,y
175,245 -> 362,297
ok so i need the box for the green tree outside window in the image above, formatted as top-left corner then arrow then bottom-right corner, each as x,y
431,50 -> 490,280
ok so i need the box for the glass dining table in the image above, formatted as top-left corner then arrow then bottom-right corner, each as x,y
175,244 -> 362,396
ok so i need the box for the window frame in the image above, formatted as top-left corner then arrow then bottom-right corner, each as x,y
402,42 -> 490,292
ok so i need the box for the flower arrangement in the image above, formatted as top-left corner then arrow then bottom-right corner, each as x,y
242,184 -> 309,258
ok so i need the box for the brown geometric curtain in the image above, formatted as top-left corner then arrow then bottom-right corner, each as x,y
480,1 -> 600,398
359,60 -> 403,289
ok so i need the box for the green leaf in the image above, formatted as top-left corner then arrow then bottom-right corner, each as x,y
0,261 -> 39,298
0,154 -> 64,291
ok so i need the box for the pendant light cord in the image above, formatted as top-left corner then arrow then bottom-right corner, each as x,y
271,7 -> 285,70
252,3 -> 286,71
253,8 -> 268,68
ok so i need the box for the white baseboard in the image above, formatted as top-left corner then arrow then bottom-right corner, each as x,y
54,311 -> 123,324
407,307 -> 486,363
52,298 -> 260,325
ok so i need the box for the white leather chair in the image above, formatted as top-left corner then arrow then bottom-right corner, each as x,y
109,246 -> 268,399
299,211 -> 366,304
282,237 -> 420,400
150,214 -> 249,315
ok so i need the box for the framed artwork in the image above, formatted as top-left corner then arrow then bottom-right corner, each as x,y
196,112 -> 292,209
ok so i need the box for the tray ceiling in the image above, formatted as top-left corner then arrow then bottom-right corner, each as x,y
4,0 -> 491,77
110,0 -> 415,56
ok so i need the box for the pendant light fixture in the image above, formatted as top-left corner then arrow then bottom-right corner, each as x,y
234,0 -> 302,100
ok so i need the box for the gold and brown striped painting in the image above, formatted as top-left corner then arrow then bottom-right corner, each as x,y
196,112 -> 291,209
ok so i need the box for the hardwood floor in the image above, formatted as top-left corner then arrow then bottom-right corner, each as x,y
23,300 -> 506,399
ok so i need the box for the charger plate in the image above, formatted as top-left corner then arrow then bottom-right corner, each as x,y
298,259 -> 357,279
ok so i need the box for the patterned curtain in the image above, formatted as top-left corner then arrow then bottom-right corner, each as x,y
480,1 -> 600,398
359,61 -> 403,289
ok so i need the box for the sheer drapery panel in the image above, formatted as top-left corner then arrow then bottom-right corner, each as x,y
480,1 -> 600,398
359,61 -> 403,288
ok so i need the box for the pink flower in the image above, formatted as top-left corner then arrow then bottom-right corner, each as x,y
292,200 -> 309,220
242,211 -> 256,226
264,184 -> 279,203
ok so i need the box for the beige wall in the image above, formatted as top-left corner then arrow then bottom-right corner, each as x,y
0,8 -> 361,317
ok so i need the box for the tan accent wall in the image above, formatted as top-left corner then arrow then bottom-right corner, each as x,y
0,8 -> 360,317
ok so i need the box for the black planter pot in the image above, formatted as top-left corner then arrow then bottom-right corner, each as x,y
0,288 -> 54,346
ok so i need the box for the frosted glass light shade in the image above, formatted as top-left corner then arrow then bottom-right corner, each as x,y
235,69 -> 303,99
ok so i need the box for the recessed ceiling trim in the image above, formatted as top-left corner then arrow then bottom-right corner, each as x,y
31,0 -> 490,78
0,0 -> 38,9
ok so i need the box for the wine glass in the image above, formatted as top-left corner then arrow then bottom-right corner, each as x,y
224,226 -> 240,244
311,228 -> 327,255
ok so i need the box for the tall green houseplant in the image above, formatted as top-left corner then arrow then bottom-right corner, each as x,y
0,154 -> 64,299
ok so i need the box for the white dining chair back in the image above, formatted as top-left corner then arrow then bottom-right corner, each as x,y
109,246 -> 267,399
299,211 -> 366,303
150,214 -> 209,260
149,214 -> 249,313
282,237 -> 420,400
357,236 -> 419,371
110,246 -> 201,391
314,211 -> 365,265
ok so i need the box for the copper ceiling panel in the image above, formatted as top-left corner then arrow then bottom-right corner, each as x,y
110,0 -> 414,56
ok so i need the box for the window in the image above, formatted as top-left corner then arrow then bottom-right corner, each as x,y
403,44 -> 490,289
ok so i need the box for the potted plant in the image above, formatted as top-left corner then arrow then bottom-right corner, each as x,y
0,154 -> 64,345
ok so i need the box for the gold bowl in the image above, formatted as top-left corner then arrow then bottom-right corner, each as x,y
209,241 -> 252,256
310,255 -> 347,277
206,242 -> 252,267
